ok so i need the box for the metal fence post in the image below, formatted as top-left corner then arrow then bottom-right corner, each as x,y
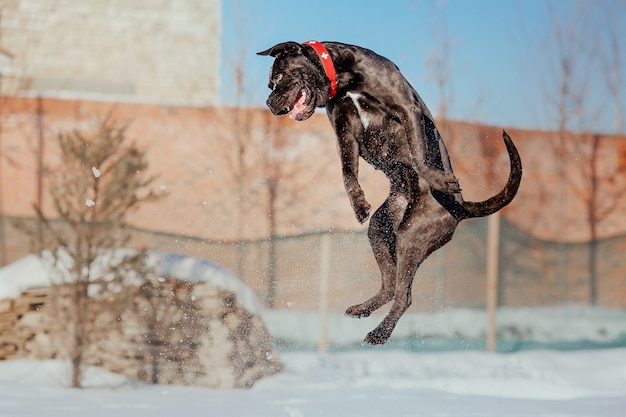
486,212 -> 501,353
318,233 -> 330,352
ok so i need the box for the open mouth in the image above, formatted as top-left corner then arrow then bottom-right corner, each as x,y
287,88 -> 311,120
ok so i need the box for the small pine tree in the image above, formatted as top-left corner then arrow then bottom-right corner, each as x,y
28,115 -> 162,387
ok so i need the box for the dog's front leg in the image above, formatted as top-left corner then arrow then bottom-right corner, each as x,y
337,131 -> 371,224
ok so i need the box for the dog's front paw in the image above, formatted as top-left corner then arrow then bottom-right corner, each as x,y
346,184 -> 370,223
350,194 -> 371,223
354,200 -> 371,224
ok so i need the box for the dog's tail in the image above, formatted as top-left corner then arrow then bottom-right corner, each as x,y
433,130 -> 522,220
458,130 -> 522,219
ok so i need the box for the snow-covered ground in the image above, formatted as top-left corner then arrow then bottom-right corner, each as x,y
1,348 -> 625,417
262,306 -> 626,351
2,255 -> 626,416
2,306 -> 626,417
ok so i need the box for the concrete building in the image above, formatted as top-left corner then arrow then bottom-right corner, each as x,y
0,0 -> 220,105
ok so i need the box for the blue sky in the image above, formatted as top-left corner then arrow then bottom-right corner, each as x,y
220,0 -> 625,133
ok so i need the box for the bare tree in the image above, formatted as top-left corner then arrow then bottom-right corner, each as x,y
0,7 -> 11,266
600,5 -> 625,133
208,4 -> 335,306
527,1 -> 595,301
424,20 -> 456,307
256,111 -> 333,308
227,32 -> 257,276
18,115 -> 162,387
424,11 -> 491,307
569,134 -> 626,303
528,0 -> 626,303
195,5 -> 259,275
425,33 -> 454,136
0,93 -> 6,267
259,113 -> 294,308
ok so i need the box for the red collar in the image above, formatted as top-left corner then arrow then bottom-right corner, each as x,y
302,40 -> 338,99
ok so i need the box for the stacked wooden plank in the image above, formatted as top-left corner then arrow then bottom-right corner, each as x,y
0,280 -> 282,388
0,287 -> 55,360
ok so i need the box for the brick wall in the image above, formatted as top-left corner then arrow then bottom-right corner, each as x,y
2,97 -> 626,245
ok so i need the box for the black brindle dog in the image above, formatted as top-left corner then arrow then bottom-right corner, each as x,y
258,41 -> 522,345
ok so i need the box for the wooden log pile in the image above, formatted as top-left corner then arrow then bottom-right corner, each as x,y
0,279 -> 282,389
0,286 -> 62,360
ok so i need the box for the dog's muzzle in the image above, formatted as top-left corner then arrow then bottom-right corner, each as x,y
267,98 -> 290,116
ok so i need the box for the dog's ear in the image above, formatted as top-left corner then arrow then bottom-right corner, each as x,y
257,41 -> 303,57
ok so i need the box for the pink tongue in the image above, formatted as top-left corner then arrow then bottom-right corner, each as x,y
289,91 -> 307,119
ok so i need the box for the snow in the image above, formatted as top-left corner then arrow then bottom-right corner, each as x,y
0,252 -> 260,314
0,255 -> 51,300
1,349 -> 625,416
2,255 -> 626,415
156,252 -> 261,314
262,306 -> 626,350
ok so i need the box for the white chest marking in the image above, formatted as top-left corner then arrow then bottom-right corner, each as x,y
346,92 -> 370,130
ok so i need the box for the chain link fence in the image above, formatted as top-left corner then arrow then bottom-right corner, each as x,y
128,217 -> 626,311
4,215 -> 626,312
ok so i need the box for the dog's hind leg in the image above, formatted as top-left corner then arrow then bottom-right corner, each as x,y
364,209 -> 456,345
363,241 -> 421,345
345,200 -> 398,318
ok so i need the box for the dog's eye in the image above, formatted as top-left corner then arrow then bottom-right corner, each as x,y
269,73 -> 283,90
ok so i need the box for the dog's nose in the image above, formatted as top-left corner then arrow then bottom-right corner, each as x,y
266,98 -> 289,116
266,99 -> 281,115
